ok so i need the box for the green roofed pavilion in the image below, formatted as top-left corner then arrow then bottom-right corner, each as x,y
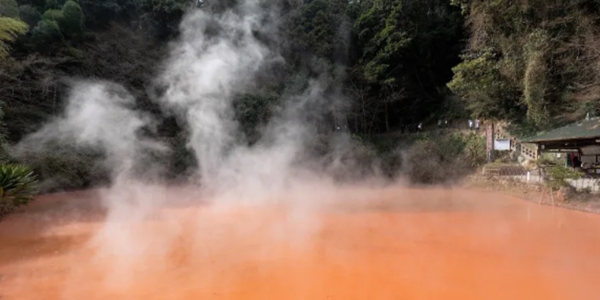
522,118 -> 600,144
522,117 -> 600,176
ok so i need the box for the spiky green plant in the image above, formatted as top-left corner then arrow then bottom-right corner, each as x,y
0,164 -> 37,217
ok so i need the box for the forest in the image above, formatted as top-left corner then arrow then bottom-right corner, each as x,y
2,0 -> 600,210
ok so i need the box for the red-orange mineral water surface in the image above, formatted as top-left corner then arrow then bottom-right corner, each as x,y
1,187 -> 599,299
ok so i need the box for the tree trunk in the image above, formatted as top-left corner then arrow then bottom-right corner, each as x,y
385,101 -> 390,132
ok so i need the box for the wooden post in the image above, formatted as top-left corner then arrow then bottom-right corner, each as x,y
486,122 -> 495,163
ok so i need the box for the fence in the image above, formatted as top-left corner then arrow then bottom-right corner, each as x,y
566,178 -> 600,193
482,164 -> 600,193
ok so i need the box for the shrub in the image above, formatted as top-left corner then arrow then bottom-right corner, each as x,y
41,8 -> 63,22
378,148 -> 403,178
546,165 -> 583,189
310,133 -> 380,182
31,18 -> 63,50
18,5 -> 41,28
16,145 -> 108,193
536,153 -> 561,166
0,164 -> 37,217
463,132 -> 486,167
403,133 -> 472,185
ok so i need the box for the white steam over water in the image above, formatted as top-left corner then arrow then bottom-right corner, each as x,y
156,3 -> 322,201
17,0 -> 330,199
16,81 -> 167,179
17,0 -> 360,218
160,6 -> 271,183
22,0 -> 329,281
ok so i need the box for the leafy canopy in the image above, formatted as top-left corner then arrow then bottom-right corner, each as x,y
0,0 -> 19,18
18,5 -> 42,28
448,0 -> 600,129
60,0 -> 84,36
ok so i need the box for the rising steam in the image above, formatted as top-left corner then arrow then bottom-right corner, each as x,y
154,2 -> 340,201
17,1 -> 328,194
15,81 -> 166,180
15,4 -> 353,287
159,7 -> 269,182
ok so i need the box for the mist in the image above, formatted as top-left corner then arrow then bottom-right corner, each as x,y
17,0 -> 362,194
10,1 -> 376,292
14,81 -> 167,180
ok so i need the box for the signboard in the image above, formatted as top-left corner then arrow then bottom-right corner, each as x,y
494,139 -> 511,151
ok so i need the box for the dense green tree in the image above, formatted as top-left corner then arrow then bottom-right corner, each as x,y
448,0 -> 600,129
0,16 -> 28,59
41,8 -> 63,22
18,5 -> 42,28
136,0 -> 191,37
45,0 -> 58,9
353,0 -> 464,132
233,92 -> 279,144
60,0 -> 84,37
281,0 -> 349,69
201,0 -> 237,13
447,51 -> 521,121
78,0 -> 136,28
30,18 -> 62,49
355,0 -> 408,84
0,0 -> 19,18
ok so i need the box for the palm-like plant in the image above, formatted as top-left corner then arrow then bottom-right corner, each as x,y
0,164 -> 38,217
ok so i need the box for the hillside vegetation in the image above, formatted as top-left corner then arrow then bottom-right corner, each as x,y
0,0 -> 598,195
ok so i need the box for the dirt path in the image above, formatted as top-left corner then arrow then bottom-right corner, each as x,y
1,186 -> 599,299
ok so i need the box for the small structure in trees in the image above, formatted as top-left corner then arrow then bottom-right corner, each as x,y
522,117 -> 600,177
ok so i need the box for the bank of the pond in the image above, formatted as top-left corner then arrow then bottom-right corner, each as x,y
465,175 -> 600,215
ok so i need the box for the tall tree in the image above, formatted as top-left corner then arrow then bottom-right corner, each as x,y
353,0 -> 464,132
448,0 -> 600,129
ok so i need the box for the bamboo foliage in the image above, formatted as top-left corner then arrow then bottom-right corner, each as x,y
0,16 -> 28,59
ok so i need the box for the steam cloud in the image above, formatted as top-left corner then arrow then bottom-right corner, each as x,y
16,0 -> 367,263
16,81 -> 166,180
17,1 -> 330,194
160,7 -> 269,181
14,0 -> 358,246
10,2 -> 396,296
